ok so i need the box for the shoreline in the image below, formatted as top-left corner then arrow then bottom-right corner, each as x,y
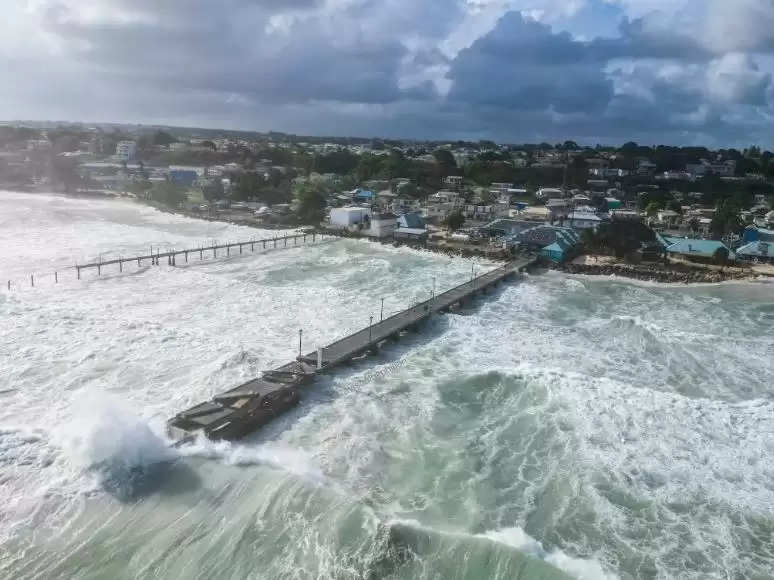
551,260 -> 763,284
4,191 -> 766,284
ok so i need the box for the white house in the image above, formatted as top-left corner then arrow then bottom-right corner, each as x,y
565,211 -> 604,230
115,141 -> 137,162
329,206 -> 371,228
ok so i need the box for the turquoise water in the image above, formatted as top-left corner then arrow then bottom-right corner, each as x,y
1,192 -> 773,579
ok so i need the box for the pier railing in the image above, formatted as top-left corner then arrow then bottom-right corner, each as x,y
3,231 -> 327,291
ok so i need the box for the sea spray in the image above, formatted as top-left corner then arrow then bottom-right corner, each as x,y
177,433 -> 326,484
56,392 -> 175,499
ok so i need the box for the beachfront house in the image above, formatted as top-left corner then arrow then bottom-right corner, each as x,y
659,236 -> 734,264
394,212 -> 428,242
517,225 -> 581,263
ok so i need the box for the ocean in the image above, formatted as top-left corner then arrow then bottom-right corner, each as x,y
1,191 -> 773,579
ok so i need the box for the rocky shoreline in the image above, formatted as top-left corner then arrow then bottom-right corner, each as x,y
553,261 -> 756,283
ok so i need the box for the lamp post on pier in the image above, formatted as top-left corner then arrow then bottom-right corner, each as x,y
380,298 -> 385,322
298,329 -> 303,358
369,315 -> 374,342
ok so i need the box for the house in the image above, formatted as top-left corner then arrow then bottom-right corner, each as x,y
330,206 -> 371,229
656,209 -> 681,228
422,203 -> 455,224
637,160 -> 657,176
394,212 -> 428,242
735,240 -> 773,263
490,182 -> 514,193
354,189 -> 375,202
463,204 -> 494,219
479,219 -> 532,238
741,225 -> 774,244
115,140 -> 137,162
546,198 -> 570,220
565,211 -> 605,230
588,179 -> 609,194
536,187 -> 564,200
431,190 -> 461,204
169,169 -> 198,186
517,225 -> 581,263
367,212 -> 398,238
443,175 -> 464,190
519,205 -> 551,221
660,236 -> 734,263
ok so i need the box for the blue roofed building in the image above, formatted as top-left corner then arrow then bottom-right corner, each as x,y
516,225 -> 581,263
169,169 -> 198,186
735,240 -> 773,263
658,236 -> 735,263
394,212 -> 428,242
741,225 -> 774,244
354,189 -> 374,201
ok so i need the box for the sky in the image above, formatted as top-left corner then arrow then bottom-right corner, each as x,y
3,0 -> 774,147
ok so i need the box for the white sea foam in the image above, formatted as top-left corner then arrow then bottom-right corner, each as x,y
177,434 -> 326,483
1,192 -> 772,579
482,527 -> 618,580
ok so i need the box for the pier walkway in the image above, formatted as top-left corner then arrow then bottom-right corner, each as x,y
4,231 -> 326,289
168,254 -> 537,442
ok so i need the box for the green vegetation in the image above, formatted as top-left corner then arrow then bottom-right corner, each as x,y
710,199 -> 745,238
149,181 -> 188,207
443,211 -> 465,232
581,220 -> 656,258
294,182 -> 327,225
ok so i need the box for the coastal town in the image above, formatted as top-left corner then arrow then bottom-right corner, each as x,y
2,121 -> 773,281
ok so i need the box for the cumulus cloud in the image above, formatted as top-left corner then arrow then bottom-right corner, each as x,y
2,0 -> 774,145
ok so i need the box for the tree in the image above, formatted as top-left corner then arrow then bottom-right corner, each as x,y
713,246 -> 730,265
49,156 -> 84,193
294,183 -> 326,224
202,178 -> 224,201
688,217 -> 700,234
667,200 -> 683,214
645,202 -> 662,217
443,211 -> 465,231
150,181 -> 188,207
233,172 -> 262,201
433,149 -> 457,171
710,200 -> 743,238
153,130 -> 177,146
583,220 -> 656,258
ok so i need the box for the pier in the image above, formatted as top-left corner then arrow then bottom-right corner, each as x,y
4,231 -> 326,289
167,254 -> 537,442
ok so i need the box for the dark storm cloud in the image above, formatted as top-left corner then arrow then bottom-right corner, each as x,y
446,12 -> 613,113
4,0 -> 774,146
589,16 -> 711,62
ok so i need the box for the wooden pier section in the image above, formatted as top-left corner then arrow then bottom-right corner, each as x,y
167,254 -> 537,443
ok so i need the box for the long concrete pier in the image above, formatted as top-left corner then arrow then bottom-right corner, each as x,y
167,254 -> 537,442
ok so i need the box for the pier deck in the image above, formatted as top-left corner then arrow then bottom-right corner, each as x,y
167,255 -> 536,442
